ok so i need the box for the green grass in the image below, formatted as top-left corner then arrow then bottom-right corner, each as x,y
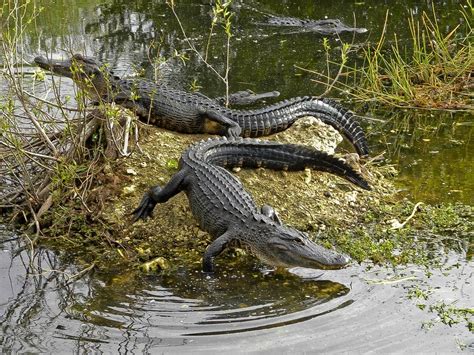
301,2 -> 473,111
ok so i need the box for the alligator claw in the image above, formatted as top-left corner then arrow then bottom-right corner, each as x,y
226,125 -> 242,139
202,258 -> 215,273
131,192 -> 157,222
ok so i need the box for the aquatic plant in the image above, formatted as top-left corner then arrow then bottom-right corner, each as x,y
167,0 -> 234,105
300,2 -> 473,110
0,2 -> 140,229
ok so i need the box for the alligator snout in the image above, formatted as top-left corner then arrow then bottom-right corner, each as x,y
34,55 -> 76,78
297,242 -> 350,270
261,228 -> 351,270
34,55 -> 50,69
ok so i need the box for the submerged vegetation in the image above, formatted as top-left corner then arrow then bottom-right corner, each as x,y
301,2 -> 474,110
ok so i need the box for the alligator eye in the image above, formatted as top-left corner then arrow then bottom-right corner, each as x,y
294,238 -> 305,245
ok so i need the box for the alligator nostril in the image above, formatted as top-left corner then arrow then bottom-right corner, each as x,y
340,255 -> 351,264
333,253 -> 350,265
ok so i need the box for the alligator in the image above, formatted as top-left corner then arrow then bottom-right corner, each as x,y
264,16 -> 368,35
212,89 -> 281,106
34,54 -> 370,157
132,137 -> 370,272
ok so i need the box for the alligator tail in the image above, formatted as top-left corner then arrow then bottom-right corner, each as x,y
229,97 -> 369,157
306,98 -> 370,157
194,138 -> 371,190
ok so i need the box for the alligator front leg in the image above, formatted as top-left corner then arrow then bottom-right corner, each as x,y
202,229 -> 236,273
201,109 -> 242,138
113,94 -> 150,118
131,169 -> 187,221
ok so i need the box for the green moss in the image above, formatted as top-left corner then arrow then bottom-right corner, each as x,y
418,204 -> 471,233
429,303 -> 474,330
165,158 -> 179,170
140,257 -> 169,272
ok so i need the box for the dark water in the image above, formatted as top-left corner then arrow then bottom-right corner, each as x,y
1,0 -> 473,352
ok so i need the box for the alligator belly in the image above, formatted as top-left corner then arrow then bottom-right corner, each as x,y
148,111 -> 206,134
203,118 -> 225,135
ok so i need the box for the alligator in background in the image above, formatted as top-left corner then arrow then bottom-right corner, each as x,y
34,54 -> 370,157
263,16 -> 368,35
132,137 -> 370,272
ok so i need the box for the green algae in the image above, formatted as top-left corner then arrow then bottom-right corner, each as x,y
408,284 -> 474,332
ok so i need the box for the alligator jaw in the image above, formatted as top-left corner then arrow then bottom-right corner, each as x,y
299,243 -> 350,270
257,240 -> 350,270
34,56 -> 74,78
285,239 -> 350,270
255,224 -> 351,271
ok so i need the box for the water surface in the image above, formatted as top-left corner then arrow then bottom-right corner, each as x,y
1,230 -> 472,353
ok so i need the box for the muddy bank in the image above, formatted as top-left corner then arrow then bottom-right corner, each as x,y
37,116 -> 471,274
45,118 -> 384,269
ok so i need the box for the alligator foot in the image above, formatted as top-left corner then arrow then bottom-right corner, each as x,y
202,229 -> 235,272
131,190 -> 159,221
203,110 -> 242,138
261,204 -> 282,225
202,262 -> 215,274
132,170 -> 187,222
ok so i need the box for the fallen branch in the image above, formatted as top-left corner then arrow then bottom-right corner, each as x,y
389,202 -> 424,230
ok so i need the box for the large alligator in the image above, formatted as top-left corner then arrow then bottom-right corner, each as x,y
34,54 -> 369,156
132,137 -> 370,272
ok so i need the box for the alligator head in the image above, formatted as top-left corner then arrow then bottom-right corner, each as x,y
34,54 -> 112,99
247,217 -> 349,270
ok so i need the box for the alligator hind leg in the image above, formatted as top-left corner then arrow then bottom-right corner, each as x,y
202,229 -> 236,273
261,204 -> 282,225
131,169 -> 187,221
201,109 -> 242,138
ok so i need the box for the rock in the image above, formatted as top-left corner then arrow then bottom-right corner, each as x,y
304,168 -> 312,184
273,116 -> 342,154
123,185 -> 136,194
139,257 -> 170,272
126,168 -> 138,176
197,230 -> 208,238
345,191 -> 358,203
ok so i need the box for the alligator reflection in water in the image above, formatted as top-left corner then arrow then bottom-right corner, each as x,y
148,267 -> 351,337
84,265 -> 350,333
